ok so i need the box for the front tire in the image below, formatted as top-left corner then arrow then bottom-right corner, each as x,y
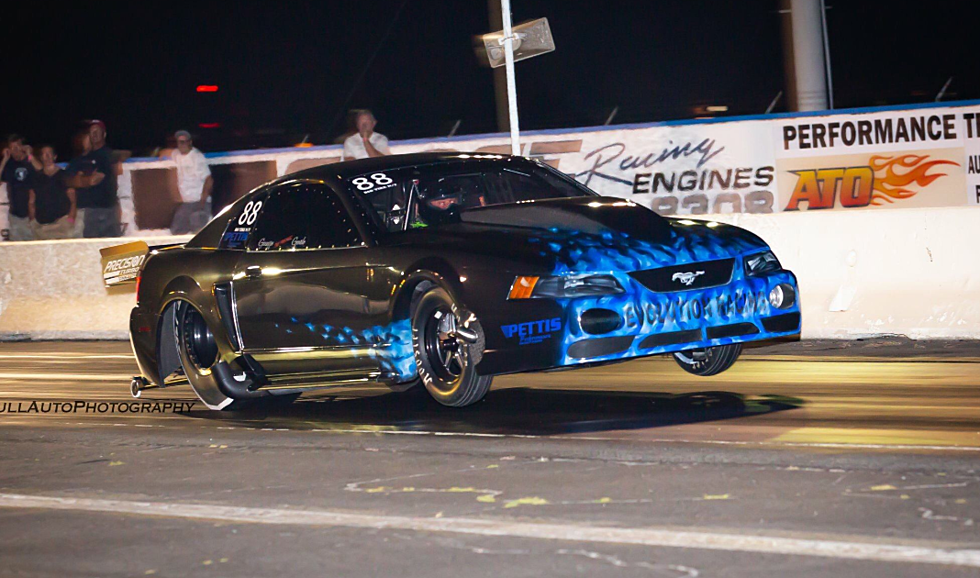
673,344 -> 741,376
412,287 -> 492,407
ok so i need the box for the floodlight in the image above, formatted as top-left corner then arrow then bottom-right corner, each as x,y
480,18 -> 555,68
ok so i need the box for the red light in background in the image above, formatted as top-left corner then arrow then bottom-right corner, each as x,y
196,85 -> 219,93
198,123 -> 221,129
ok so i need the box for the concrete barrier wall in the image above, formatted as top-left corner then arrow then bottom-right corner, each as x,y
712,207 -> 980,339
0,206 -> 977,340
0,236 -> 189,340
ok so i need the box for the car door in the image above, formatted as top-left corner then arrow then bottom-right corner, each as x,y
231,181 -> 388,377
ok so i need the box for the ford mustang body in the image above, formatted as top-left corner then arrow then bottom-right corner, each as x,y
127,152 -> 801,409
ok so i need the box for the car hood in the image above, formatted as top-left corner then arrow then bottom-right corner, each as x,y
387,197 -> 769,273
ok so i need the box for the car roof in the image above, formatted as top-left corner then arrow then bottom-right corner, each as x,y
282,152 -> 520,183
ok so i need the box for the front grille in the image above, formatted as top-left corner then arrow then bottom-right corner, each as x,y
761,312 -> 801,333
638,329 -> 702,350
629,258 -> 734,292
706,322 -> 759,339
567,336 -> 634,359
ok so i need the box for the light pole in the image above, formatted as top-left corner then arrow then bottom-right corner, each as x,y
500,0 -> 521,155
479,8 -> 554,156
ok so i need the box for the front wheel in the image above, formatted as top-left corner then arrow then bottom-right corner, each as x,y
673,344 -> 741,376
412,287 -> 492,407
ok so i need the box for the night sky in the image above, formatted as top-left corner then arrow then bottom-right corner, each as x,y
3,1 -> 978,157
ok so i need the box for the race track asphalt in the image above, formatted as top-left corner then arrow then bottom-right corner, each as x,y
0,338 -> 978,577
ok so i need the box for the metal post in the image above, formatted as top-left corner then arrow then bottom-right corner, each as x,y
604,106 -> 619,126
488,0 -> 510,133
820,0 -> 834,109
780,0 -> 828,112
936,77 -> 953,102
501,0 -> 521,155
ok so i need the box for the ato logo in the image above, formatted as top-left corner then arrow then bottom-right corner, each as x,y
785,155 -> 958,210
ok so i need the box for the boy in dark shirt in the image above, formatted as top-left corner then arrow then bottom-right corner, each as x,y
0,134 -> 41,241
65,120 -> 120,238
29,146 -> 76,240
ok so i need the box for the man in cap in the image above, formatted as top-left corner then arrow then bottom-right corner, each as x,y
66,120 -> 121,237
169,130 -> 213,234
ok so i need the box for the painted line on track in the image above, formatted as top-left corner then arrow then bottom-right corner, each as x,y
0,373 -> 132,381
0,354 -> 134,360
0,418 -> 977,453
1,493 -> 978,568
310,428 -> 980,452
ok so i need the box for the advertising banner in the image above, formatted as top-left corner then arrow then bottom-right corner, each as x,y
773,106 -> 980,212
3,101 -> 980,241
398,121 -> 778,216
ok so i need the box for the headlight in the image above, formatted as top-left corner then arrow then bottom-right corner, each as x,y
508,274 -> 625,299
744,251 -> 781,276
769,283 -> 796,309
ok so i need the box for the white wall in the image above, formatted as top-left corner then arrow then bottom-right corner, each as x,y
0,236 -> 188,340
0,207 -> 977,340
712,207 -> 980,339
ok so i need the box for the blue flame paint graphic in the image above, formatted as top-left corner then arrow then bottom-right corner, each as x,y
512,220 -> 801,365
286,219 -> 798,377
295,318 -> 417,382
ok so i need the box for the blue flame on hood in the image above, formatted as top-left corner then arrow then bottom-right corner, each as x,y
524,221 -> 768,275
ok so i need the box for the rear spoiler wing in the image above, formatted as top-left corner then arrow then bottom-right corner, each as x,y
99,240 -> 184,288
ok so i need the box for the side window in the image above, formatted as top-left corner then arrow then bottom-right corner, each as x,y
248,184 -> 362,251
413,172 -> 489,227
219,193 -> 268,250
486,167 -> 557,204
347,169 -> 413,232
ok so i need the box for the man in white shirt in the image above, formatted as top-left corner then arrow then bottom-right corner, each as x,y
342,110 -> 391,161
170,130 -> 214,234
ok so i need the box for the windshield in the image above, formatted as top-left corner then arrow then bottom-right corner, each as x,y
347,159 -> 595,232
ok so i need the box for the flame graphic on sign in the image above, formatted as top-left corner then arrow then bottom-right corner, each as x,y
868,155 -> 958,205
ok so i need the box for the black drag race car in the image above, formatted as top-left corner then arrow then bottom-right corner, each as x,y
125,152 -> 800,410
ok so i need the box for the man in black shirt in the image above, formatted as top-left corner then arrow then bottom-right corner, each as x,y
66,120 -> 120,238
29,146 -> 76,240
0,134 -> 41,241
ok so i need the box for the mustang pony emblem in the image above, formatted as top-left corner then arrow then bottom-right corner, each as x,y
672,270 -> 706,286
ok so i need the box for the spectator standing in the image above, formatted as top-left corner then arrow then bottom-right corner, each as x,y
170,130 -> 213,234
29,146 -> 76,240
0,135 -> 41,241
66,120 -> 120,238
342,110 -> 390,160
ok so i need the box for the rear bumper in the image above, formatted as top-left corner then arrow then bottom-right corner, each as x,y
477,270 -> 801,375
